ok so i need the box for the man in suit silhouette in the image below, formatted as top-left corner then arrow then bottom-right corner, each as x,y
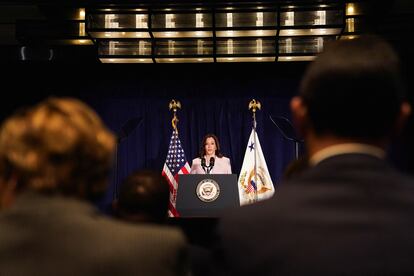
0,97 -> 188,276
214,35 -> 414,275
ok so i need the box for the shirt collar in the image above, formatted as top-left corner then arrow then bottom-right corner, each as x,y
309,143 -> 386,167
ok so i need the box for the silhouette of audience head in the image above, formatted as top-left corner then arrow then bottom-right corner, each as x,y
116,170 -> 170,224
291,35 -> 411,144
0,97 -> 115,209
282,155 -> 309,180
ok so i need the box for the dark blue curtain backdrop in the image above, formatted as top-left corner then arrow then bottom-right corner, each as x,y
4,62 -> 414,211
4,63 -> 310,210
2,55 -> 414,214
72,64 -> 305,209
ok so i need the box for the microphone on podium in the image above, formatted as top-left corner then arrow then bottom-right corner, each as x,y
201,157 -> 207,174
207,157 -> 215,174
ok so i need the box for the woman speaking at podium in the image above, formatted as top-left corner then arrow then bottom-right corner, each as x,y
190,134 -> 232,174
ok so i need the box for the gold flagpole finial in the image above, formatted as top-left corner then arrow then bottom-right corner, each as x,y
169,99 -> 181,113
248,99 -> 261,113
169,99 -> 182,131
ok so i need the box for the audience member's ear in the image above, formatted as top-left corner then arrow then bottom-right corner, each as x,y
393,101 -> 412,136
290,96 -> 308,137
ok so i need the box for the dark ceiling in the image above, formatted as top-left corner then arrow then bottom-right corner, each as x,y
0,0 -> 413,64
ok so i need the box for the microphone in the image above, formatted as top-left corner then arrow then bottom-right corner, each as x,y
201,157 -> 207,173
209,157 -> 215,168
207,157 -> 215,174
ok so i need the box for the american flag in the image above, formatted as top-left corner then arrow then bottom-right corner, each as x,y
246,179 -> 257,194
162,129 -> 190,217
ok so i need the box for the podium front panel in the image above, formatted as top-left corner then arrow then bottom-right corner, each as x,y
176,174 -> 239,217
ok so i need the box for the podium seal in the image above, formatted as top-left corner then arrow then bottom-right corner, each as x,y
196,179 -> 220,202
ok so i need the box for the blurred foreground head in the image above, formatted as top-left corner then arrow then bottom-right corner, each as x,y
116,170 -> 170,224
0,97 -> 115,205
292,35 -> 411,143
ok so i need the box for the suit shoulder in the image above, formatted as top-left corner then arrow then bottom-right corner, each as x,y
101,218 -> 186,244
140,224 -> 186,243
221,156 -> 231,162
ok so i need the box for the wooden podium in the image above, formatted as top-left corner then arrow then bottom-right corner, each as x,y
176,174 -> 239,217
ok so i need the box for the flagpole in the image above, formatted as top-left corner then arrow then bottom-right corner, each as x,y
168,99 -> 182,212
248,99 -> 261,203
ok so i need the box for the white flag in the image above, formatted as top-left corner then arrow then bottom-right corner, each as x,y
238,128 -> 275,206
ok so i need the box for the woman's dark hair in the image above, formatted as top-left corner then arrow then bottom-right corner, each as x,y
199,133 -> 223,158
